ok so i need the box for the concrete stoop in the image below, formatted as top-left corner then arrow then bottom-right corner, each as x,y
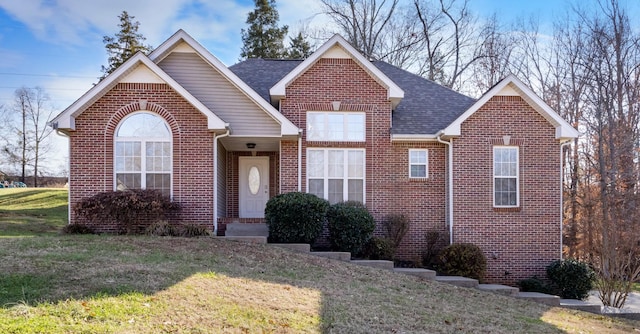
435,276 -> 479,288
269,243 -> 311,252
477,284 -> 519,297
225,223 -> 269,237
560,299 -> 601,314
516,292 -> 561,306
351,260 -> 394,270
393,268 -> 436,280
310,251 -> 351,261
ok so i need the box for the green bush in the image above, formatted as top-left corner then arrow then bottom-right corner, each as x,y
438,243 -> 487,281
74,189 -> 181,234
327,201 -> 375,254
265,192 -> 329,244
517,276 -> 553,294
360,237 -> 395,260
61,223 -> 95,235
546,259 -> 595,300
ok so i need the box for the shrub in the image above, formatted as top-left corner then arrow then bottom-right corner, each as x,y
61,223 -> 95,235
145,220 -> 178,236
327,201 -> 375,254
360,237 -> 395,260
546,259 -> 595,300
74,189 -> 181,234
383,213 -> 410,255
422,230 -> 448,269
265,192 -> 329,244
518,276 -> 553,294
438,243 -> 487,281
177,223 -> 211,237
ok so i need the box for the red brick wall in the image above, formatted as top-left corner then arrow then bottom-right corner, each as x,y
280,58 -> 448,259
69,83 -> 214,231
452,95 -> 561,284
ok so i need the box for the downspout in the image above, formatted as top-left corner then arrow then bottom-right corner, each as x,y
559,139 -> 572,259
436,133 -> 454,245
298,129 -> 303,192
213,127 -> 230,236
55,129 -> 71,225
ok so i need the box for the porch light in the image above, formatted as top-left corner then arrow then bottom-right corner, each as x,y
246,143 -> 256,149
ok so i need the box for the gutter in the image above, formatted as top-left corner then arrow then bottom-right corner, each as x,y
436,132 -> 454,245
298,129 -> 303,192
213,127 -> 230,236
55,129 -> 72,225
559,139 -> 572,259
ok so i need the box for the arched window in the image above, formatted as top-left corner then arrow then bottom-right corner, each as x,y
114,112 -> 172,196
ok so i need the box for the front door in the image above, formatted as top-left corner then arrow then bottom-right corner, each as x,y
239,156 -> 269,218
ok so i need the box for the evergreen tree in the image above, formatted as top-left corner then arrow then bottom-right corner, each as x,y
240,0 -> 288,59
286,32 -> 312,59
100,11 -> 153,80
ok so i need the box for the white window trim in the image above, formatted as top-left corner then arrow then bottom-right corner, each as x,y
306,111 -> 366,142
113,111 -> 173,197
493,146 -> 519,208
408,149 -> 429,179
306,148 -> 366,203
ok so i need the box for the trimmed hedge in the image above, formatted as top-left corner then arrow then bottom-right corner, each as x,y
265,192 -> 329,244
327,201 -> 375,254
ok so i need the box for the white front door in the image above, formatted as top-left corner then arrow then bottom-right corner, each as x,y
239,156 -> 270,218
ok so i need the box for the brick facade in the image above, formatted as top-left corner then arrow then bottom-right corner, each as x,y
452,96 -> 561,284
69,83 -> 214,231
280,58 -> 448,260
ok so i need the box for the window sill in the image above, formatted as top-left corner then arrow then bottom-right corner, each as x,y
408,177 -> 429,182
493,207 -> 521,212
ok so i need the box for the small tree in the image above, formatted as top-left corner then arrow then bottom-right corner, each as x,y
286,32 -> 313,59
240,0 -> 288,59
100,11 -> 153,80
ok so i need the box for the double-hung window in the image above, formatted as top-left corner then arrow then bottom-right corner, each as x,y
115,112 -> 172,196
307,149 -> 365,204
307,112 -> 365,141
409,149 -> 428,178
493,146 -> 519,207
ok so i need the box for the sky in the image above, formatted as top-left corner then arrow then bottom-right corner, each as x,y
0,0 -> 636,174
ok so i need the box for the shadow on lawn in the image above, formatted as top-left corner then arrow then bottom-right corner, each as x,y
0,235 -> 595,333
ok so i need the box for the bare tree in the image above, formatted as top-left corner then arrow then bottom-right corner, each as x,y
0,87 -> 55,187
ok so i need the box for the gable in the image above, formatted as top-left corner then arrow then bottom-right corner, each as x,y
158,51 -> 281,136
269,34 -> 404,108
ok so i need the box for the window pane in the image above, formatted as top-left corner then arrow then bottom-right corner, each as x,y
495,178 -> 517,206
327,114 -> 344,141
346,114 -> 364,141
308,150 -> 324,178
146,173 -> 170,196
348,179 -> 363,202
309,179 -> 324,198
348,150 -> 364,177
328,179 -> 343,204
307,113 -> 323,140
410,151 -> 426,164
411,165 -> 426,178
117,113 -> 170,138
116,173 -> 141,190
328,150 -> 344,177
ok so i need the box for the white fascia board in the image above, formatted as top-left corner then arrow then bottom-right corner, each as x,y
269,34 -> 404,107
50,52 -> 227,131
150,30 -> 300,137
391,134 -> 438,142
442,74 -> 579,140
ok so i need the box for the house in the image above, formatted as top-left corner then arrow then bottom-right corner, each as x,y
50,30 -> 578,284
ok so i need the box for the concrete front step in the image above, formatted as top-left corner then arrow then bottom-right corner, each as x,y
310,251 -> 351,261
478,284 -> 519,296
351,260 -> 394,270
269,243 -> 311,252
217,236 -> 267,244
393,268 -> 436,280
516,292 -> 560,306
560,299 -> 601,313
435,276 -> 479,288
225,223 -> 269,237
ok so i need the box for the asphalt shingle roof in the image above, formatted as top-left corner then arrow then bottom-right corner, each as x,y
229,58 -> 476,135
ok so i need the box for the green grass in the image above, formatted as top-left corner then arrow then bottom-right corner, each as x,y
0,188 -> 639,333
0,188 -> 68,237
